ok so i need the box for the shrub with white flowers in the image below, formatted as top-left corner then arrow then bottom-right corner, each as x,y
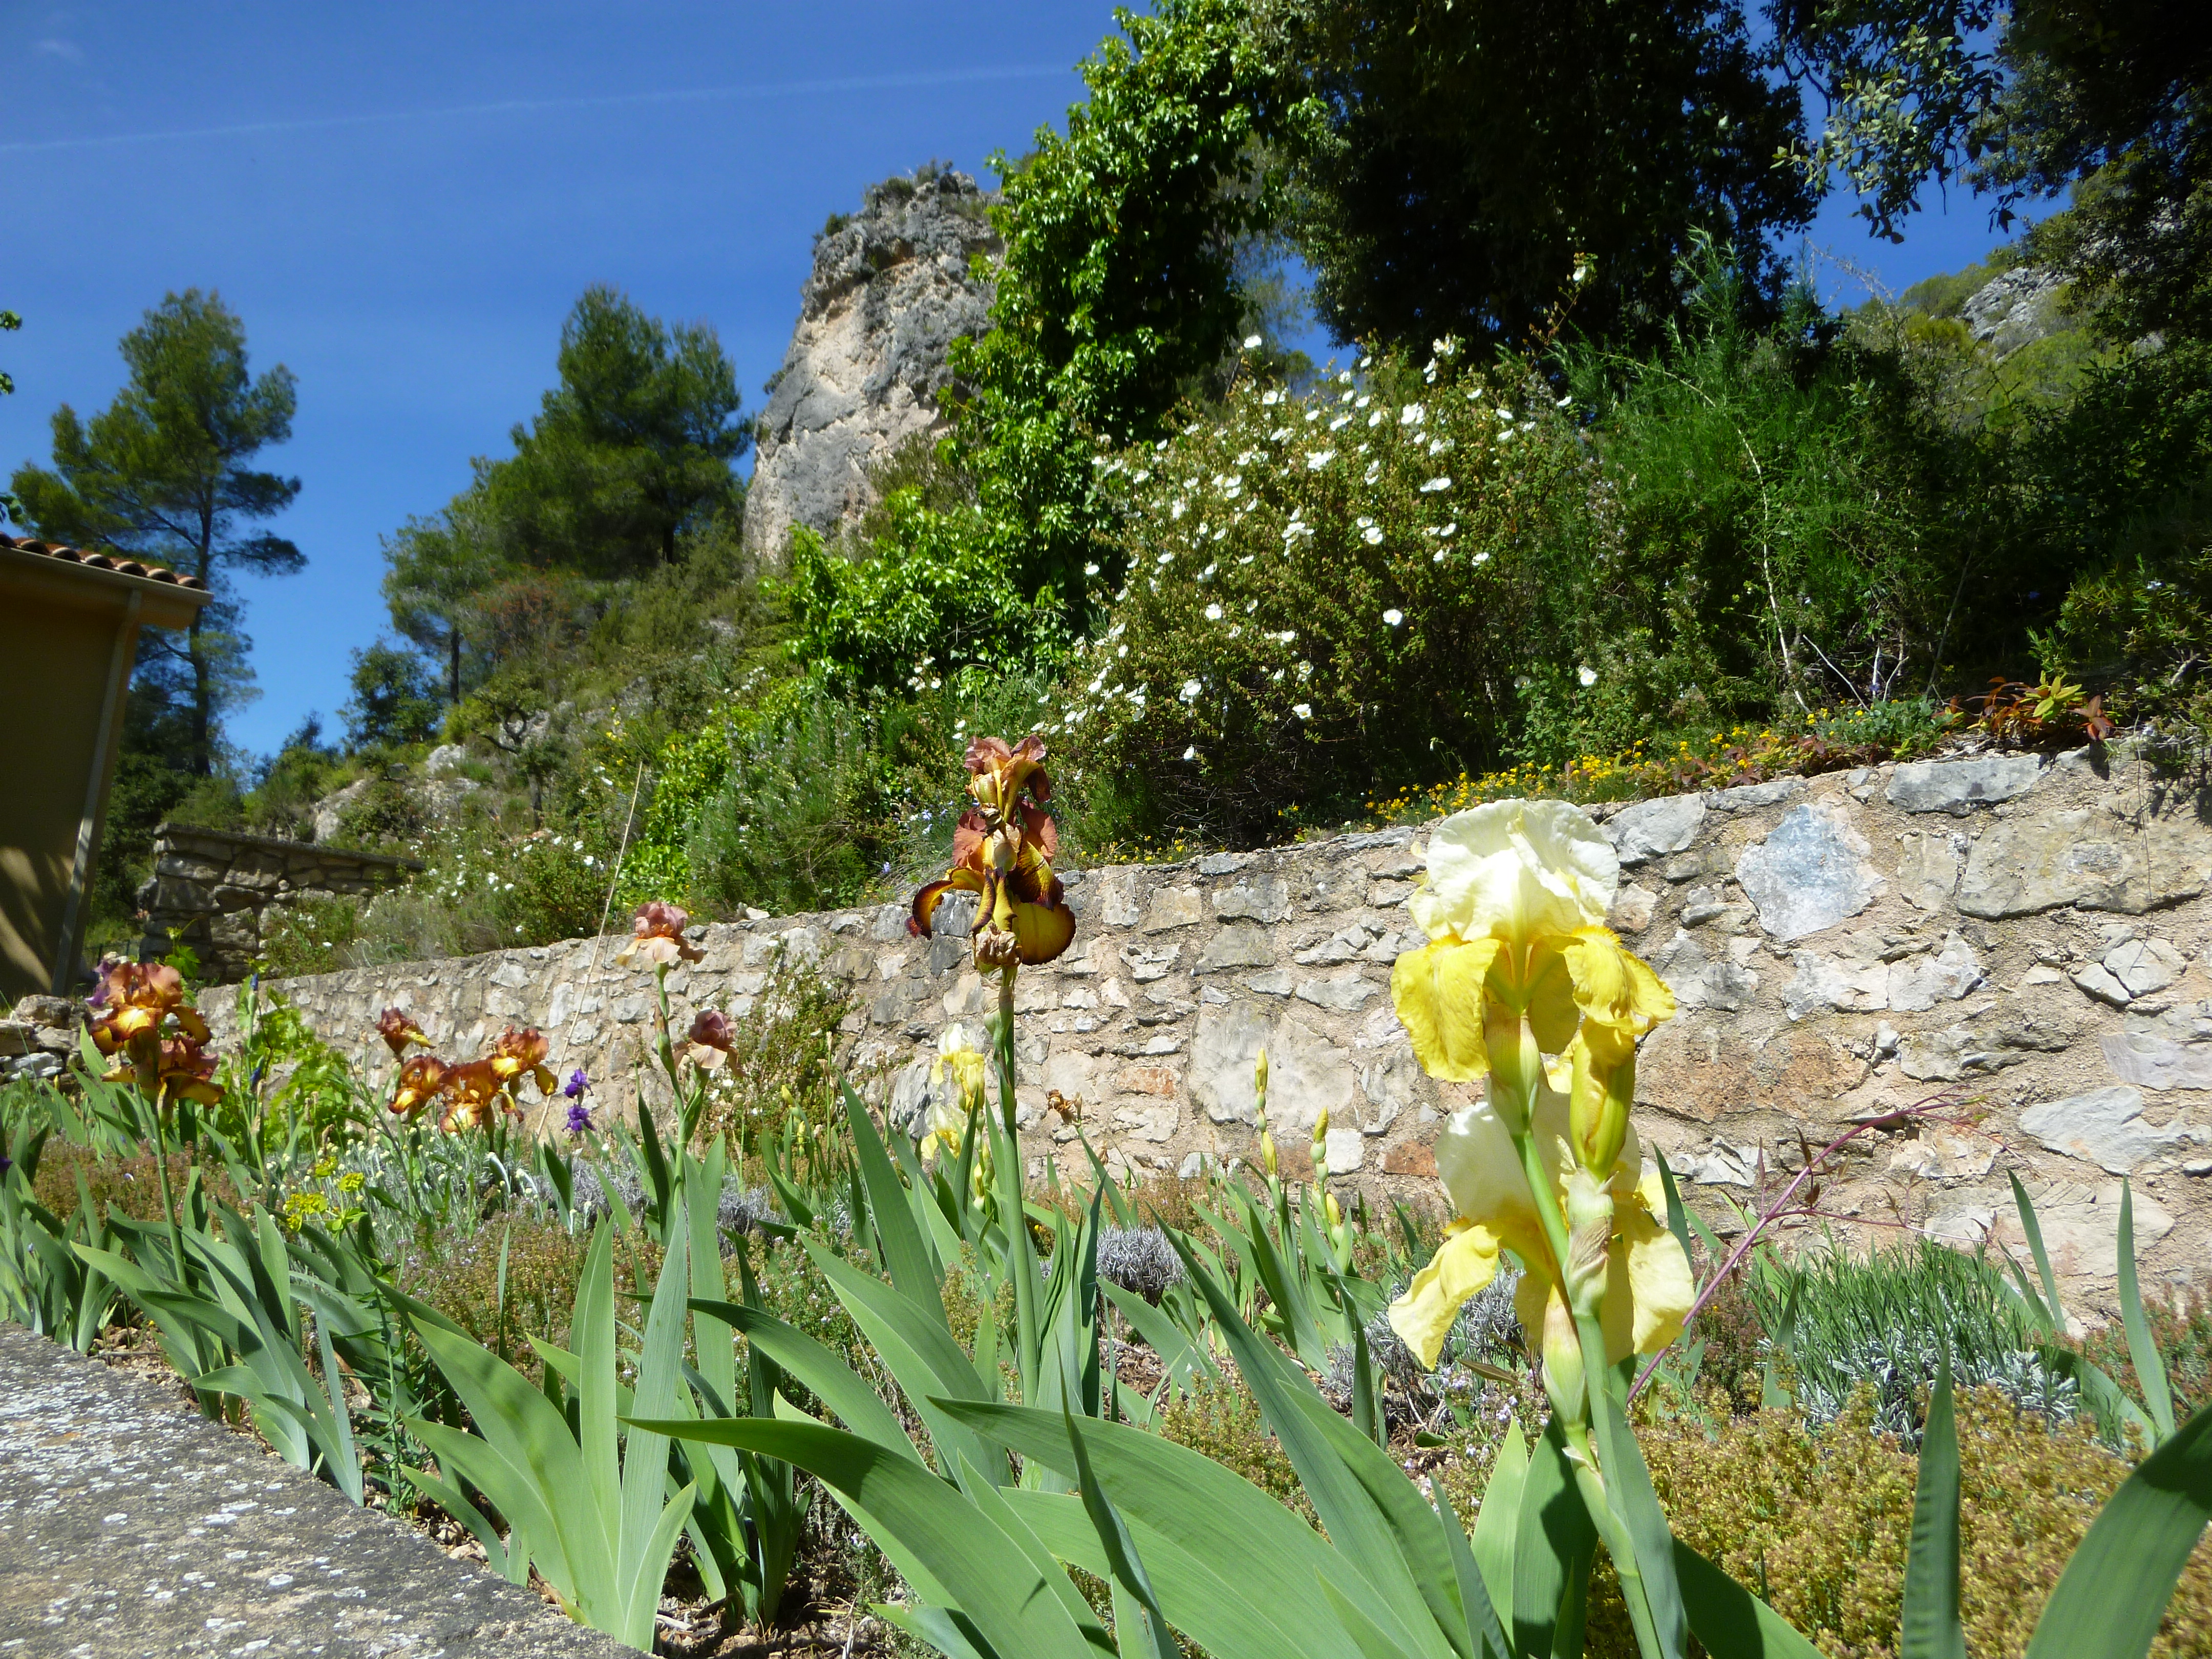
1055,344 -> 1594,841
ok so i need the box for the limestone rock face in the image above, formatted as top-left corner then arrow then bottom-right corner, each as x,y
745,168 -> 1002,566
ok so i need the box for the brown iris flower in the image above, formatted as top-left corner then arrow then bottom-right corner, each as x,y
101,1032 -> 222,1104
376,1007 -> 431,1058
89,961 -> 208,1054
390,1054 -> 451,1118
437,1059 -> 509,1133
615,901 -> 706,968
686,1008 -> 735,1072
909,735 -> 1076,976
487,1026 -> 558,1097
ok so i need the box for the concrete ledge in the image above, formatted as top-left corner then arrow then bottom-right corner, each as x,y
0,1323 -> 629,1657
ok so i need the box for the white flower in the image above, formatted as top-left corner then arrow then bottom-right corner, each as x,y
1296,660 -> 1313,682
1578,665 -> 1599,688
1205,603 -> 1224,621
1557,394 -> 1573,409
1262,389 -> 1281,406
1421,477 -> 1453,493
1305,409 -> 1322,422
1132,469 -> 1150,483
1400,403 -> 1426,426
1367,410 -> 1384,427
1337,370 -> 1354,385
1171,499 -> 1187,520
1355,394 -> 1372,409
1330,414 -> 1352,431
1183,745 -> 1200,760
1180,679 -> 1203,703
1363,526 -> 1385,545
1472,550 -> 1492,565
1307,451 -> 1336,469
1293,703 -> 1313,719
1278,630 -> 1297,644
1084,562 -> 1100,576
1359,355 -> 1373,368
1383,608 -> 1403,626
1355,515 -> 1376,527
1243,333 -> 1263,349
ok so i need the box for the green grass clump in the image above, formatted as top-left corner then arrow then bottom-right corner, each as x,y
1747,1236 -> 2071,1436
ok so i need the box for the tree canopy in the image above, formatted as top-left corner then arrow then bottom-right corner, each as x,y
11,288 -> 302,776
1273,0 -> 1818,353
477,284 -> 747,578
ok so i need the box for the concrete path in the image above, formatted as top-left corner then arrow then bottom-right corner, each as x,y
0,1323 -> 630,1658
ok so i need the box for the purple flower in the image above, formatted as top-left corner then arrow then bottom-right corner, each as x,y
564,1100 -> 595,1136
563,1067 -> 590,1099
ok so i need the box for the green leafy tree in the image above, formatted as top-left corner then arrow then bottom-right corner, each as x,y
956,0 -> 1279,601
477,284 -> 747,578
380,486 -> 508,703
1778,0 -> 2209,343
1976,0 -> 2212,345
10,289 -> 302,775
341,640 -> 444,752
1273,0 -> 1818,353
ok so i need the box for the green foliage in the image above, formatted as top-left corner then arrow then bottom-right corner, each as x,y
342,641 -> 443,751
1563,270 -> 1969,738
9,287 -> 302,778
1748,1236 -> 2068,1436
395,1217 -> 590,1371
1062,342 -> 1591,843
371,289 -> 750,727
1977,0 -> 2212,349
1275,0 -> 1817,354
482,284 -> 747,577
792,0 -> 1278,686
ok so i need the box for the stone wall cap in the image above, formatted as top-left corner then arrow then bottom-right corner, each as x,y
152,821 -> 425,872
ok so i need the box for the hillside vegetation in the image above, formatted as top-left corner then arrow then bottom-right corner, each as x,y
41,0 -> 2211,970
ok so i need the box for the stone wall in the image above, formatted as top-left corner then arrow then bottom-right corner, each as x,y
204,748 -> 2212,1303
139,824 -> 422,985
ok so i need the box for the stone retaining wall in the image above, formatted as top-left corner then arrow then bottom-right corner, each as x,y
139,823 -> 422,984
205,747 -> 2212,1304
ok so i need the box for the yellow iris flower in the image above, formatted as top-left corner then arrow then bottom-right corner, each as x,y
1387,1090 -> 1693,1371
1385,799 -> 1690,1372
920,1023 -> 988,1161
1390,798 -> 1673,1161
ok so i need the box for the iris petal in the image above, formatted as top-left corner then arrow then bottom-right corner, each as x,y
1391,938 -> 1501,1081
1387,1223 -> 1504,1368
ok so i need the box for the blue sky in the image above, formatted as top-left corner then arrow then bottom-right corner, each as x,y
1,3 -> 2022,758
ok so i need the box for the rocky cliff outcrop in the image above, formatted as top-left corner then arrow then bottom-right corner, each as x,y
743,167 -> 1002,567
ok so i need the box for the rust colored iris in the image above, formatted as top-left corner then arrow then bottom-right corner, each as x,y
88,960 -> 208,1054
438,1058 -> 508,1133
615,901 -> 706,968
488,1026 -> 558,1096
909,734 -> 1076,975
376,1007 -> 430,1058
390,1054 -> 451,1118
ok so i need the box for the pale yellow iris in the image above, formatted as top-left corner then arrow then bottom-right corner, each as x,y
1389,1090 -> 1693,1368
1385,799 -> 1690,1368
920,1023 -> 988,1161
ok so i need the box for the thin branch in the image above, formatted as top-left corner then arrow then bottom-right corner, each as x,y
1630,1088 -> 1980,1401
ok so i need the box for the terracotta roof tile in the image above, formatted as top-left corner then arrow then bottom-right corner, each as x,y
0,532 -> 205,589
